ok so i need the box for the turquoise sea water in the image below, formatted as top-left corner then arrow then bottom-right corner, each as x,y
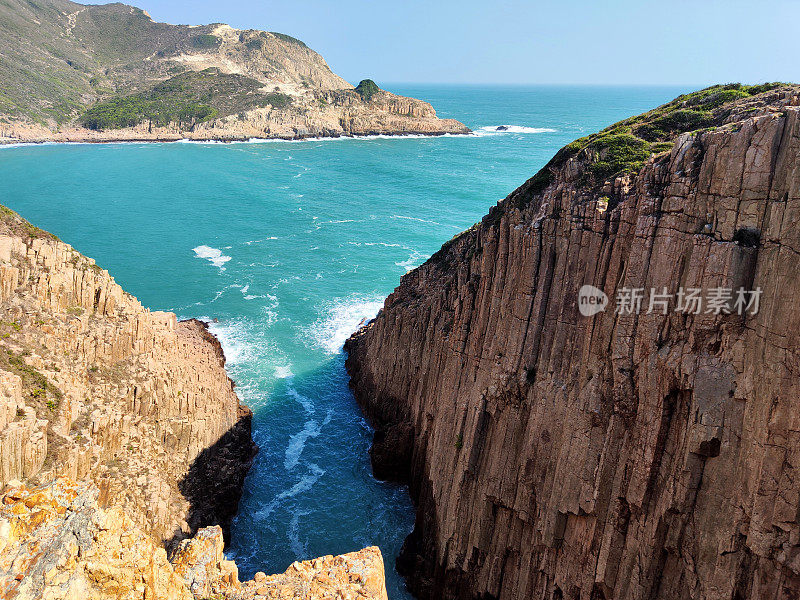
0,85 -> 687,598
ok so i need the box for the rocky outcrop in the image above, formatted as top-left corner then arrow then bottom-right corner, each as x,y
346,86 -> 800,599
0,478 -> 192,600
171,521 -> 388,600
230,546 -> 389,600
0,478 -> 389,600
1,84 -> 469,144
0,212 -> 256,546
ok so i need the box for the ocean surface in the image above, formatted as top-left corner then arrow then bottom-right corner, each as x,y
0,85 -> 688,598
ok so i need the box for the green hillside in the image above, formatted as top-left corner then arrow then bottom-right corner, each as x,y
0,0 -> 344,128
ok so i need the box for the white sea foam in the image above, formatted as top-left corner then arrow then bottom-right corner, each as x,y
285,421 -> 321,470
363,242 -> 402,248
287,384 -> 314,414
244,132 -> 467,143
235,284 -> 266,301
284,411 -> 331,471
262,295 -> 280,325
0,131 -> 471,152
287,511 -> 310,557
244,237 -> 279,245
205,319 -> 254,366
282,463 -> 325,498
304,294 -> 385,354
176,138 -> 226,144
396,249 -> 429,272
193,245 -> 231,269
0,141 -> 132,149
0,143 -> 37,150
390,214 -> 460,229
203,316 -> 291,412
391,214 -> 442,225
254,464 -> 325,521
474,125 -> 557,136
274,365 -> 294,379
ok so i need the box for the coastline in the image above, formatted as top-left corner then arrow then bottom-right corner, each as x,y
0,129 -> 473,148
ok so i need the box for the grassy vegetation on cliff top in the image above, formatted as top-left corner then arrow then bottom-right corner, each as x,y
80,68 -> 293,130
269,32 -> 308,48
0,0 -> 199,124
428,83 -> 792,266
0,0 -> 335,127
0,204 -> 59,241
524,83 -> 787,196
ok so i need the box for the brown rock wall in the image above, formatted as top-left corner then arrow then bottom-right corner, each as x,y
347,93 -> 800,599
0,215 -> 255,545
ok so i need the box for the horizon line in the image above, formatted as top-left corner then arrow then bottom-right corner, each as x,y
358,81 -> 781,89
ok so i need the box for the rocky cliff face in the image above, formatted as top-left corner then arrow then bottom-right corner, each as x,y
0,207 -> 389,599
0,211 -> 255,545
346,86 -> 800,599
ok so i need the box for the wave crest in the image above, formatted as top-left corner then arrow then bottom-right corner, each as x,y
304,294 -> 385,354
193,245 -> 231,269
475,125 -> 557,136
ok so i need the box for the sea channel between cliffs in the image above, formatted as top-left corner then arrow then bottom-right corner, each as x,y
0,85 -> 697,599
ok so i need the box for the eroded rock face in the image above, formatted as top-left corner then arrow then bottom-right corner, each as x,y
0,212 -> 256,545
346,89 -> 800,598
0,478 -> 390,600
0,478 -> 192,600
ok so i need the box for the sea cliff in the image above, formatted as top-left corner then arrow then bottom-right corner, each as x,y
346,85 -> 800,599
0,207 -> 388,599
0,211 -> 255,545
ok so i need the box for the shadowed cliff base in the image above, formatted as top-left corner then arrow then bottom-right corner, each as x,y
346,84 -> 800,599
168,404 -> 258,550
163,318 -> 258,549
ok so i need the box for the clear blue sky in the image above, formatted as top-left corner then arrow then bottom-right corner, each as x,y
122,0 -> 793,86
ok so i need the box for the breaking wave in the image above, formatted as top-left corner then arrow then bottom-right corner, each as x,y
304,294 -> 385,354
193,245 -> 231,269
475,125 -> 557,136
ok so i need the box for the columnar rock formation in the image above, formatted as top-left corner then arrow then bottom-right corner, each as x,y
346,86 -> 800,599
0,208 -> 389,599
0,213 -> 255,544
